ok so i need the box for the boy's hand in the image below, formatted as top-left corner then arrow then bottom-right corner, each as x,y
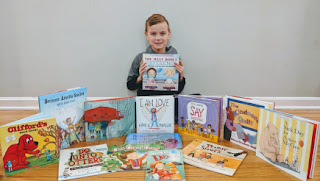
174,60 -> 184,82
137,60 -> 147,83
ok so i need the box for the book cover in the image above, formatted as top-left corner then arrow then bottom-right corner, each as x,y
145,149 -> 185,181
38,87 -> 87,152
178,95 -> 220,142
58,144 -> 110,180
223,95 -> 274,151
0,114 -> 59,176
142,54 -> 179,91
124,133 -> 182,149
136,96 -> 175,133
256,108 -> 319,181
182,139 -> 247,176
199,96 -> 223,137
105,144 -> 164,171
84,97 -> 135,141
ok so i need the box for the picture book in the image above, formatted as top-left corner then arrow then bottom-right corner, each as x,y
0,113 -> 59,176
38,87 -> 87,152
124,133 -> 182,149
142,54 -> 179,91
178,95 -> 220,142
223,95 -> 275,151
136,96 -> 175,133
145,149 -> 185,181
84,96 -> 135,141
105,144 -> 164,172
58,144 -> 110,180
198,96 -> 223,137
182,139 -> 247,176
256,108 -> 320,181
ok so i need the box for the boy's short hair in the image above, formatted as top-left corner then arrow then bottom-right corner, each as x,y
145,14 -> 170,32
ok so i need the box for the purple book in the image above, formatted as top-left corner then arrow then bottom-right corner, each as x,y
178,95 -> 220,143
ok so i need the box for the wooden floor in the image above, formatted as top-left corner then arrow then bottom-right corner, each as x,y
0,110 -> 319,181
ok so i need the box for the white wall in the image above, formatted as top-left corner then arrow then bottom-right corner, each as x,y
1,0 -> 320,97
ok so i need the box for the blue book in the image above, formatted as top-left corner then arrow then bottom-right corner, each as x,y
125,133 -> 182,149
38,87 -> 87,151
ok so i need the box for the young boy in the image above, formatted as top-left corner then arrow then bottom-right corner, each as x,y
127,14 -> 186,96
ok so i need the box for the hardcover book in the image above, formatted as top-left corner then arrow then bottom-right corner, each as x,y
38,87 -> 87,151
256,109 -> 320,181
223,95 -> 274,151
0,114 -> 59,176
142,54 -> 179,91
84,97 -> 135,141
178,95 -> 220,142
58,144 -> 110,180
182,139 -> 247,176
145,149 -> 185,181
136,96 -> 175,133
124,133 -> 182,149
105,144 -> 164,171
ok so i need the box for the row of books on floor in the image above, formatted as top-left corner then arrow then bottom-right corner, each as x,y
58,133 -> 247,181
0,87 -> 319,181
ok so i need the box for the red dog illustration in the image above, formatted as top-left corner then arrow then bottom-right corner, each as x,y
3,134 -> 40,171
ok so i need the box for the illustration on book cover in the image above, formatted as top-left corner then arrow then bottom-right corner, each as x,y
142,54 -> 179,91
0,115 -> 59,176
58,144 -> 110,180
38,88 -> 87,152
84,97 -> 135,141
256,109 -> 316,181
178,96 -> 220,142
145,149 -> 185,181
136,96 -> 174,133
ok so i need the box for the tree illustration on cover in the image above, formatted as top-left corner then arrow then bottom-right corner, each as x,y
84,106 -> 124,139
38,125 -> 59,158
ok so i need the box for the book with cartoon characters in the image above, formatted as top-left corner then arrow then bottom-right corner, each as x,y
58,144 -> 110,180
145,149 -> 185,181
256,108 -> 320,181
38,87 -> 87,152
142,54 -> 179,91
105,143 -> 164,172
223,95 -> 275,151
178,95 -> 221,142
84,96 -> 135,141
182,139 -> 247,176
136,96 -> 175,133
124,133 -> 182,149
0,113 -> 59,176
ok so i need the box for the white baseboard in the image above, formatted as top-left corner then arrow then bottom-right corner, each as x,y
0,97 -> 320,110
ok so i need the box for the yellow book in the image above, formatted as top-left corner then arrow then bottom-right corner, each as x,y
256,108 -> 319,181
0,113 -> 59,176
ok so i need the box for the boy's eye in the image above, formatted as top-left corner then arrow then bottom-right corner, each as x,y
151,33 -> 156,36
161,32 -> 166,36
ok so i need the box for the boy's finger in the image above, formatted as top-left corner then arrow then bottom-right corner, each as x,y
179,60 -> 183,66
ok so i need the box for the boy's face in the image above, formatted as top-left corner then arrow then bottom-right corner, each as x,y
145,22 -> 171,53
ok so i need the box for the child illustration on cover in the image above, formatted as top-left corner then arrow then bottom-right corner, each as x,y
146,161 -> 174,180
120,150 -> 148,170
146,68 -> 158,89
146,107 -> 162,128
60,129 -> 69,150
45,150 -> 51,161
188,150 -> 197,157
181,117 -> 186,131
163,67 -> 176,89
5,160 -> 15,172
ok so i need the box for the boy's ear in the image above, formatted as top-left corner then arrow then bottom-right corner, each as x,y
145,31 -> 148,40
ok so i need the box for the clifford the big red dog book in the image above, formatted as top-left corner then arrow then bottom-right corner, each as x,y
0,113 -> 59,176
